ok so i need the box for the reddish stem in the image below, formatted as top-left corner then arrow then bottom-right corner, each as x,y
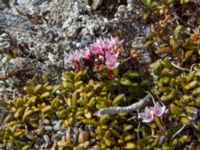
108,70 -> 114,79
74,61 -> 81,73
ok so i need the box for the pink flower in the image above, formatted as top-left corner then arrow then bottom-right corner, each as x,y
65,51 -> 81,72
65,37 -> 123,73
96,38 -> 110,49
101,38 -> 113,49
89,37 -> 123,56
95,37 -> 123,53
80,48 -> 91,60
139,107 -> 154,123
151,102 -> 166,117
110,37 -> 124,46
139,102 -> 166,123
67,51 -> 81,63
105,50 -> 119,70
89,43 -> 102,55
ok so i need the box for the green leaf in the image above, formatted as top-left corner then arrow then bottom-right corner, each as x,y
74,71 -> 83,82
142,0 -> 152,7
137,139 -> 148,150
160,43 -> 169,47
182,50 -> 193,63
149,60 -> 163,75
83,119 -> 97,125
180,0 -> 190,4
120,77 -> 132,86
169,38 -> 177,49
113,68 -> 119,77
154,117 -> 163,129
173,25 -> 182,40
143,12 -> 151,20
124,142 -> 136,149
123,70 -> 140,79
145,40 -> 155,47
156,47 -> 172,54
151,2 -> 157,8
131,82 -> 139,87
161,59 -> 173,68
63,71 -> 74,81
112,94 -> 125,105
161,90 -> 175,101
146,33 -> 155,39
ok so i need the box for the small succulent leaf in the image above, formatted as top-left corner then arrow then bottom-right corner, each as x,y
120,77 -> 132,86
182,50 -> 193,63
112,94 -> 125,105
180,0 -> 190,4
145,40 -> 155,47
170,104 -> 182,115
173,25 -> 182,40
156,47 -> 172,54
63,71 -> 74,81
169,38 -> 178,50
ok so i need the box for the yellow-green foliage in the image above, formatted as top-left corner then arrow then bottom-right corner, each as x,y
1,63 -> 198,149
0,69 -> 148,149
151,60 -> 200,124
143,0 -> 200,148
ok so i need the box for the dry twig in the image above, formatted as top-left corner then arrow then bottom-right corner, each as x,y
95,92 -> 152,116
0,63 -> 31,81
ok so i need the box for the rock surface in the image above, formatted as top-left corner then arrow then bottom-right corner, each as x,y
0,0 -> 149,99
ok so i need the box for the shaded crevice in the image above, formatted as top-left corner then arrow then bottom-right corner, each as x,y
90,0 -> 127,19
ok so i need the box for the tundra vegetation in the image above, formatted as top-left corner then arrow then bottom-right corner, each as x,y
0,0 -> 199,149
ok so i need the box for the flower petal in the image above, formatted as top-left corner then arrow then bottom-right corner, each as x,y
139,107 -> 155,123
153,102 -> 166,117
80,49 -> 91,59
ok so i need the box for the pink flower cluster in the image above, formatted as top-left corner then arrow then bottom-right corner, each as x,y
139,102 -> 166,123
65,37 -> 123,71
